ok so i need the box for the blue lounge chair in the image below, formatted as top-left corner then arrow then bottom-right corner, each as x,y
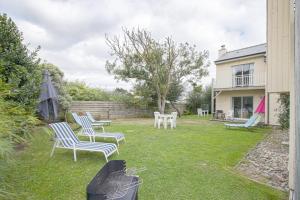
49,122 -> 118,162
86,112 -> 112,126
72,112 -> 82,126
225,114 -> 261,128
79,116 -> 125,146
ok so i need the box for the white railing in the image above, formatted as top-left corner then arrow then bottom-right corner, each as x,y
233,74 -> 253,87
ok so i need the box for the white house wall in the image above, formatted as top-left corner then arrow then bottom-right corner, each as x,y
214,56 -> 266,89
215,89 -> 265,117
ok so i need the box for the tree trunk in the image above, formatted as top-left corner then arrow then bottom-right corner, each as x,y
160,96 -> 166,114
157,95 -> 167,114
157,92 -> 162,113
170,101 -> 181,117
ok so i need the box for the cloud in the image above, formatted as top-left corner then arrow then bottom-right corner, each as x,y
0,0 -> 266,90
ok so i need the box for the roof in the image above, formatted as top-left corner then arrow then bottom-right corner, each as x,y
215,43 -> 266,63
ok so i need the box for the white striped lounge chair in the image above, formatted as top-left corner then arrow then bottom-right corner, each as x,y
224,114 -> 261,128
49,122 -> 118,162
86,112 -> 112,126
79,116 -> 125,146
72,112 -> 82,126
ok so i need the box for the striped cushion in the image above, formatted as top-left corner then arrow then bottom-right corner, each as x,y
75,142 -> 117,155
95,133 -> 125,140
49,122 -> 80,147
86,112 -> 111,124
72,113 -> 82,126
86,112 -> 96,123
79,116 -> 124,141
80,116 -> 97,135
225,124 -> 246,127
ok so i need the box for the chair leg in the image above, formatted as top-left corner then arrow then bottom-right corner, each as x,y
50,141 -> 57,157
105,155 -> 108,163
73,149 -> 77,162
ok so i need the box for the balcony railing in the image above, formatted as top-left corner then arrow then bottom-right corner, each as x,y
233,74 -> 253,87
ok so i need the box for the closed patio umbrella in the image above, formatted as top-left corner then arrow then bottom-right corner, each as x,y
38,70 -> 59,121
255,96 -> 265,114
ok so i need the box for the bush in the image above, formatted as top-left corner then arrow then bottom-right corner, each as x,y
186,84 -> 211,114
0,14 -> 42,111
67,82 -> 148,108
277,93 -> 290,129
0,85 -> 39,199
66,81 -> 110,101
0,14 -> 41,198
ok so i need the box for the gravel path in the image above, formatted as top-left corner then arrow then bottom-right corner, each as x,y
236,128 -> 289,191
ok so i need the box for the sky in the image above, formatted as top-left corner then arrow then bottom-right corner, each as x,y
0,0 -> 266,91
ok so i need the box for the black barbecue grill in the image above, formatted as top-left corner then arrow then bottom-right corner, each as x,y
87,160 -> 140,200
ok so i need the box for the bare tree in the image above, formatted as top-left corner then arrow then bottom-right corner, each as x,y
106,28 -> 209,113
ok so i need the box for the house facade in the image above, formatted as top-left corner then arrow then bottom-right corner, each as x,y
266,0 -> 296,199
214,0 -> 299,198
213,43 -> 280,124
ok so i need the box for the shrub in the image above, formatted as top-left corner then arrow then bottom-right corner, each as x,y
0,14 -> 41,197
0,14 -> 42,112
0,83 -> 39,199
66,81 -> 110,101
277,93 -> 290,129
186,84 -> 211,114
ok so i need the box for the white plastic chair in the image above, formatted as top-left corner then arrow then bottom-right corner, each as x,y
197,108 -> 203,117
170,112 -> 178,128
226,110 -> 234,120
154,112 -> 160,128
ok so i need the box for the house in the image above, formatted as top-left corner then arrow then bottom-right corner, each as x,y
266,0 -> 296,199
213,43 -> 270,122
214,0 -> 299,198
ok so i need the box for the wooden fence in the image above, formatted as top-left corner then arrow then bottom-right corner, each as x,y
70,101 -> 186,119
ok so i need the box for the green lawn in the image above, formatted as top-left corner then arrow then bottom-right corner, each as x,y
5,116 -> 287,200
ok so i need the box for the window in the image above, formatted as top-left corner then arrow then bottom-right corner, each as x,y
232,63 -> 254,76
232,96 -> 253,118
232,63 -> 254,87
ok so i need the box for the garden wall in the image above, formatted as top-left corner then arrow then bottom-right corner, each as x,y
70,101 -> 151,119
70,101 -> 186,119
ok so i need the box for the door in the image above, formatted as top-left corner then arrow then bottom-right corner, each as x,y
232,96 -> 253,118
242,96 -> 253,118
233,97 -> 242,118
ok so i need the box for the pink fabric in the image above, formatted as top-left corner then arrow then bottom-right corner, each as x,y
255,96 -> 265,113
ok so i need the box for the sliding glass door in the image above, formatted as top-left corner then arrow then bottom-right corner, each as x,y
232,96 -> 253,118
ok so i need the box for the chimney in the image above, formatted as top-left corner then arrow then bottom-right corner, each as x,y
218,45 -> 227,57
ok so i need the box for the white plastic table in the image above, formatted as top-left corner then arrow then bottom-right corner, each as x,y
159,114 -> 173,129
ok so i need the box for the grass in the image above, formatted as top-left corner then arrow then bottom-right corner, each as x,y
5,115 -> 287,200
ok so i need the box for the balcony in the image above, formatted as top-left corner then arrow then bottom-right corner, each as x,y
213,72 -> 265,91
232,74 -> 253,87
